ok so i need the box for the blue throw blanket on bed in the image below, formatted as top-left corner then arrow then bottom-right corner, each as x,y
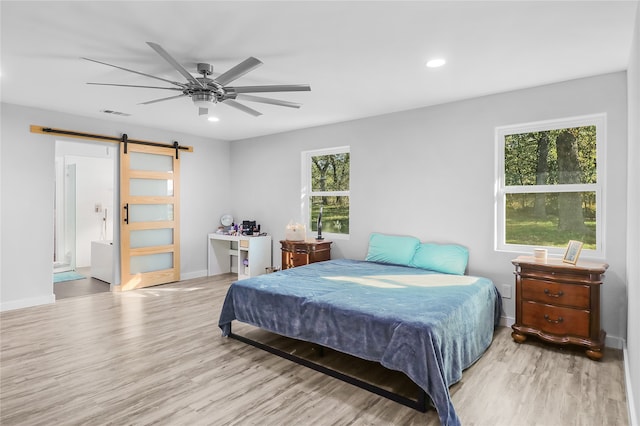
219,259 -> 501,426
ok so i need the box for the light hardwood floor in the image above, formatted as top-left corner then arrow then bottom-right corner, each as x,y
1,274 -> 628,425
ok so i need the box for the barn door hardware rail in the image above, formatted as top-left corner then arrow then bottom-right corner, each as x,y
30,125 -> 193,157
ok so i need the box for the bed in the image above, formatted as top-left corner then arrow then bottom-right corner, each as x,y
219,254 -> 501,426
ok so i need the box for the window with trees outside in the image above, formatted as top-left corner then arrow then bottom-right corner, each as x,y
495,114 -> 605,256
302,146 -> 350,238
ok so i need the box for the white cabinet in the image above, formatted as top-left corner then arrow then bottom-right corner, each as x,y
207,233 -> 272,280
91,240 -> 113,284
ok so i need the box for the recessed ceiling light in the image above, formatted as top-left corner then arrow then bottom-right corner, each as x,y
426,58 -> 446,68
207,116 -> 220,122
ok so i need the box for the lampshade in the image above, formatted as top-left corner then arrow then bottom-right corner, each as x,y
192,92 -> 215,108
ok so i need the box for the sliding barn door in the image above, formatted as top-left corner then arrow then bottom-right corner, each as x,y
119,143 -> 180,291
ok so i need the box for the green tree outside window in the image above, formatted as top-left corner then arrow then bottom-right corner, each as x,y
503,124 -> 598,249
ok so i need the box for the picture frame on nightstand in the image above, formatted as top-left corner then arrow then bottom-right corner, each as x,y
563,240 -> 583,265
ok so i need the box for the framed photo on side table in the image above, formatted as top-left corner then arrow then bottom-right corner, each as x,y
563,240 -> 584,265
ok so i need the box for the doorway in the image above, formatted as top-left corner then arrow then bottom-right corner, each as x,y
53,140 -> 116,298
54,161 -> 76,273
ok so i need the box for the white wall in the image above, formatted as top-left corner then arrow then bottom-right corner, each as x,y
625,3 -> 640,424
66,155 -> 113,267
0,103 -> 230,310
230,72 -> 629,347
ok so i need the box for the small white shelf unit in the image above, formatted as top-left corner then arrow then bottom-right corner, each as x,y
207,233 -> 272,280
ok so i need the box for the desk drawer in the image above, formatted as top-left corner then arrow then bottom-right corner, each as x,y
522,301 -> 590,337
522,278 -> 590,309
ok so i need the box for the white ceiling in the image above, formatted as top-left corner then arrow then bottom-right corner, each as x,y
1,1 -> 638,141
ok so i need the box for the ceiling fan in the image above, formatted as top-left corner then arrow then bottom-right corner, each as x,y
83,42 -> 311,117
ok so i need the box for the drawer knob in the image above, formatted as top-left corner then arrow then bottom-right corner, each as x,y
543,288 -> 564,298
543,314 -> 564,324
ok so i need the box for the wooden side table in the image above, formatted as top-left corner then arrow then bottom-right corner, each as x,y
280,239 -> 332,269
511,255 -> 608,360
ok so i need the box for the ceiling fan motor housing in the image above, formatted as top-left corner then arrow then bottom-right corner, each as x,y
192,92 -> 216,107
197,63 -> 213,76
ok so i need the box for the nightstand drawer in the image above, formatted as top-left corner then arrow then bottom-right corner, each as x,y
522,301 -> 590,337
288,252 -> 310,268
522,278 -> 590,309
280,240 -> 332,270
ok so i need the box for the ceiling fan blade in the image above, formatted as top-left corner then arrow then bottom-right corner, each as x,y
87,82 -> 183,91
199,107 -> 209,116
139,94 -> 188,105
82,57 -> 186,88
215,57 -> 263,86
223,99 -> 262,117
236,94 -> 302,109
230,84 -> 311,94
146,42 -> 204,88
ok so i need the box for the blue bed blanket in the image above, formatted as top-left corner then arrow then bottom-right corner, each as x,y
218,259 -> 501,426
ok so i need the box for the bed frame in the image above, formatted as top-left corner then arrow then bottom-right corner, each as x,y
227,324 -> 429,412
219,259 -> 501,426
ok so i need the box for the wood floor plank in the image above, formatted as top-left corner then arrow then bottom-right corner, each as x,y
1,274 -> 628,425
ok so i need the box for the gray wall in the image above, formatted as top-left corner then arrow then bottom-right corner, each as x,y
230,72 -> 629,348
625,3 -> 640,424
0,72 -> 631,350
0,103 -> 230,310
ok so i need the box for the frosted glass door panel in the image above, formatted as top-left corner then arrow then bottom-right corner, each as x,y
120,142 -> 180,290
130,253 -> 173,274
129,204 -> 174,222
130,178 -> 174,196
130,152 -> 173,172
130,229 -> 173,249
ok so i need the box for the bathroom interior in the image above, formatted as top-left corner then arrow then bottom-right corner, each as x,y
54,139 -> 116,298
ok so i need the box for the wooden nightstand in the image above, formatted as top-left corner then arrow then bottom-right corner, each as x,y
280,240 -> 332,269
511,255 -> 608,360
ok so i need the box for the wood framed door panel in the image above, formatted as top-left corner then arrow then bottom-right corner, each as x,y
119,143 -> 180,291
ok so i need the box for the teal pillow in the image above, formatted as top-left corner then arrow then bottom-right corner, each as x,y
409,243 -> 469,275
365,233 -> 420,266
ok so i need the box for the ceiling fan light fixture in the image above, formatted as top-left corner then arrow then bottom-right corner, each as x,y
192,92 -> 215,108
426,58 -> 446,68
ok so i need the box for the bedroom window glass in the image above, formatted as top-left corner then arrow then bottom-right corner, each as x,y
302,146 -> 350,239
495,114 -> 605,257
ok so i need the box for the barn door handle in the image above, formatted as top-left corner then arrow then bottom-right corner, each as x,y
123,203 -> 129,224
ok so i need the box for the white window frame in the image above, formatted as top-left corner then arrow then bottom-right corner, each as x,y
495,113 -> 606,258
301,146 -> 351,240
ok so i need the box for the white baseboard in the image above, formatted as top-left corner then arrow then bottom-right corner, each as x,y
606,335 -> 625,350
0,294 -> 56,312
500,315 -> 515,327
180,269 -> 208,281
624,343 -> 638,426
499,315 -> 624,349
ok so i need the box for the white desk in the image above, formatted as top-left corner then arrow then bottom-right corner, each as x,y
207,233 -> 272,280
